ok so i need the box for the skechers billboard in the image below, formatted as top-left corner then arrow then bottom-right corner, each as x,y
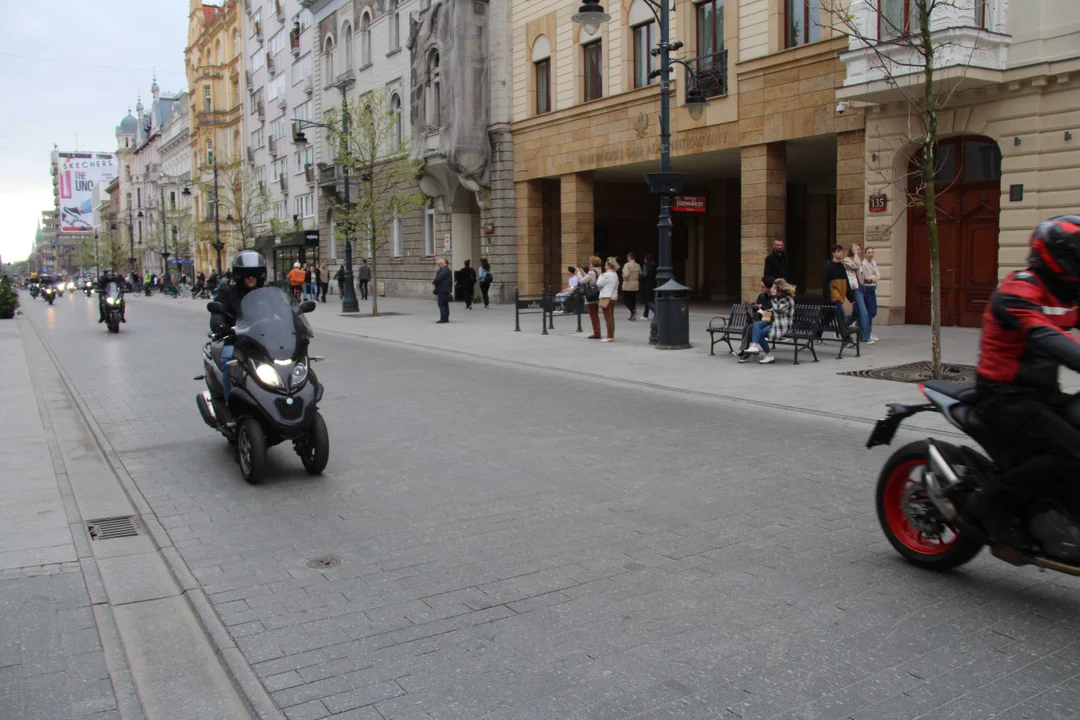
55,152 -> 117,233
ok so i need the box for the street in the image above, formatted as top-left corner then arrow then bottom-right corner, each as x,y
12,290 -> 1080,720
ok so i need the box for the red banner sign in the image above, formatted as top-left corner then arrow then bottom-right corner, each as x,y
673,195 -> 707,213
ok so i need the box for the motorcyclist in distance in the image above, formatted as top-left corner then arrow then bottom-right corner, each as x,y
972,215 -> 1080,547
209,251 -> 267,418
97,269 -> 125,323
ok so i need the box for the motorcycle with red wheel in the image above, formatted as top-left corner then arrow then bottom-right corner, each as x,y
869,380 -> 1080,575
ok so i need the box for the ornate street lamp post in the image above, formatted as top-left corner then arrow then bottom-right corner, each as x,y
572,0 -> 707,349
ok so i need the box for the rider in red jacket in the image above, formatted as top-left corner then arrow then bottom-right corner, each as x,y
973,216 -> 1080,546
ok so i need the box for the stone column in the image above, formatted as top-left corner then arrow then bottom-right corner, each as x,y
515,180 -> 544,294
740,142 -> 786,300
561,172 -> 594,273
836,129 -> 866,254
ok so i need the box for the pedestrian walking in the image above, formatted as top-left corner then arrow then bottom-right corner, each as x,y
764,239 -> 789,285
432,258 -> 452,323
641,253 -> 658,319
861,247 -> 880,342
357,259 -> 371,300
335,265 -> 345,298
478,258 -> 493,308
597,257 -> 620,342
301,264 -> 311,301
823,244 -> 857,348
844,244 -> 873,344
580,256 -> 603,339
457,260 -> 477,309
316,264 -> 329,302
621,252 -> 641,320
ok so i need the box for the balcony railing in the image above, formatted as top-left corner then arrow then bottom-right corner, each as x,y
686,49 -> 728,100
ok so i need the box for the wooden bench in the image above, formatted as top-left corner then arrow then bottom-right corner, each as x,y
707,302 -> 861,364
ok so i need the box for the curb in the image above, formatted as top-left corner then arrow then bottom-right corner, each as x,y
21,314 -> 284,720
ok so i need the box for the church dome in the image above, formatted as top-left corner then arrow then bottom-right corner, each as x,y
117,112 -> 137,134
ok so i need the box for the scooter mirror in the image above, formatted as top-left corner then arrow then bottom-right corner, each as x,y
207,301 -> 226,314
299,301 -> 317,314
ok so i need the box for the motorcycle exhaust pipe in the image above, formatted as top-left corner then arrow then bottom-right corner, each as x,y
924,442 -> 960,521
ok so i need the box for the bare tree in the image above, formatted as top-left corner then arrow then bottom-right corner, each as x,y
200,159 -> 274,254
323,88 -> 426,316
826,0 -> 987,379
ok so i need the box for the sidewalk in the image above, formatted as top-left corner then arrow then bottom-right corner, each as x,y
1,317 -> 253,720
153,290 -> 1037,436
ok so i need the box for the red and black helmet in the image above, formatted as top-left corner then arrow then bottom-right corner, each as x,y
1030,216 -> 1080,283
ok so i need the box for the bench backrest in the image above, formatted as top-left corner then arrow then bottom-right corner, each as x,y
728,303 -> 751,333
791,304 -> 824,335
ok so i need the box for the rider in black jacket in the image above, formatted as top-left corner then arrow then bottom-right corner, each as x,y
210,251 -> 267,413
97,270 -> 125,323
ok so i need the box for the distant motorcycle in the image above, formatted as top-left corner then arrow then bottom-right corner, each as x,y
83,281 -> 94,297
42,286 -> 56,305
197,288 -> 328,483
54,283 -> 65,298
102,282 -> 125,333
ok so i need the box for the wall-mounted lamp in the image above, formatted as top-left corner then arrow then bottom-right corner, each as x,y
483,223 -> 495,234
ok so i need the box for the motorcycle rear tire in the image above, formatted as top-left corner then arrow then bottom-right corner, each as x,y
298,411 -> 329,475
876,440 -> 983,571
237,419 -> 267,484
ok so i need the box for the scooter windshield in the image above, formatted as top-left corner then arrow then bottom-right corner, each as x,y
106,282 -> 120,299
235,287 -> 310,361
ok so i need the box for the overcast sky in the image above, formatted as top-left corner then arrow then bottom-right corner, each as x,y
0,0 -> 192,265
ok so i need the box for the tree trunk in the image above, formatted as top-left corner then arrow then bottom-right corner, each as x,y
921,4 -> 942,381
371,254 -> 379,317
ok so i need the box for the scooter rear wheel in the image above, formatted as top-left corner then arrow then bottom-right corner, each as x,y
237,419 -> 267,484
877,440 -> 983,570
298,411 -> 329,475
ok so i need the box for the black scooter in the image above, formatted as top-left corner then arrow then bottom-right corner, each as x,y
101,283 -> 125,333
196,287 -> 328,483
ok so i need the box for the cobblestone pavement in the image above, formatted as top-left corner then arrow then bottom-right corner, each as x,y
20,291 -> 1080,720
0,320 -> 123,720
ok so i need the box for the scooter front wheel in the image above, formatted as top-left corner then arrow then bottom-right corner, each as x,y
298,411 -> 329,475
237,419 -> 267,484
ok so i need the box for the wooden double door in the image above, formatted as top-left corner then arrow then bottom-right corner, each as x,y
906,136 -> 1002,327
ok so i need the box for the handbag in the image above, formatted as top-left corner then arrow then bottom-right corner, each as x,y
760,310 -> 773,323
583,283 -> 600,303
598,297 -> 612,309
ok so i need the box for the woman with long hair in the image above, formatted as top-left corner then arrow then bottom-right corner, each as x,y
740,278 -> 796,364
597,257 -> 621,342
860,247 -> 879,342
478,258 -> 493,308
580,256 -> 603,339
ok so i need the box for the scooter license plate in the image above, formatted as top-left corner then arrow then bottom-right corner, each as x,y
866,415 -> 901,449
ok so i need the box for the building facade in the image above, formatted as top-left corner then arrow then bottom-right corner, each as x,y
187,0 -> 246,274
301,0 -> 515,301
242,0 -> 320,281
839,0 -> 1080,327
511,0 -> 866,303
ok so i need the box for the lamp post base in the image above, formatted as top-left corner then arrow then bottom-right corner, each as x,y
341,240 -> 360,313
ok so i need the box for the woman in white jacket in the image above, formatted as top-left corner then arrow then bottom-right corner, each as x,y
597,257 -> 620,342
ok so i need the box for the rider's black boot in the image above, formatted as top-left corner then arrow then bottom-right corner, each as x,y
969,487 -> 1032,550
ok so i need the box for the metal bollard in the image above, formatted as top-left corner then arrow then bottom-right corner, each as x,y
514,288 -> 520,332
541,287 -> 548,335
547,286 -> 555,330
576,292 -> 583,332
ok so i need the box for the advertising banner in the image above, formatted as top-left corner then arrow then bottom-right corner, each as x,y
56,152 -> 117,233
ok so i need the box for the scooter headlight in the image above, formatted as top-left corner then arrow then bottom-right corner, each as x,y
254,362 -> 282,388
290,362 -> 308,386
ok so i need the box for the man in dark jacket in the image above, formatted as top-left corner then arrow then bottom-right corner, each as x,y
357,259 -> 371,300
456,260 -> 477,309
641,254 -> 659,319
432,258 -> 452,323
823,244 -> 855,346
764,239 -> 789,282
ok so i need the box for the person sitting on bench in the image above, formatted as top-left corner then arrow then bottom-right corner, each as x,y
736,278 -> 796,364
732,276 -> 774,358
555,266 -> 582,314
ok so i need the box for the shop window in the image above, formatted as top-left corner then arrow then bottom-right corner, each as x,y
584,41 -> 603,102
786,0 -> 821,48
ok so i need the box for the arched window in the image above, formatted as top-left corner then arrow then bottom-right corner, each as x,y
324,37 -> 335,83
388,0 -> 400,51
233,30 -> 240,58
426,50 -> 441,129
342,23 -> 353,70
360,13 -> 372,66
216,39 -> 223,65
390,93 -> 402,150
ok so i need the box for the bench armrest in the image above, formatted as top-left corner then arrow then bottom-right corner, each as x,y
708,316 -> 729,330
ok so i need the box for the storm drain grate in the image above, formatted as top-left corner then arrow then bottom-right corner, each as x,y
839,361 -> 977,384
306,556 -> 343,569
87,516 -> 140,541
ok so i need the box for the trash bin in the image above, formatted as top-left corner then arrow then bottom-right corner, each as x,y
654,279 -> 692,349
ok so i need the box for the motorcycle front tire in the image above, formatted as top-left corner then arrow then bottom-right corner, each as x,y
876,440 -> 983,571
237,419 -> 267,484
298,411 -> 329,475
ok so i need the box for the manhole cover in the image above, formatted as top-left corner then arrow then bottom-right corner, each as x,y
87,516 -> 140,540
839,361 -> 977,384
305,556 -> 342,569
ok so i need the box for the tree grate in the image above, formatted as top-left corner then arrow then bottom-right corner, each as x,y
839,361 -> 977,384
87,516 -> 140,541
